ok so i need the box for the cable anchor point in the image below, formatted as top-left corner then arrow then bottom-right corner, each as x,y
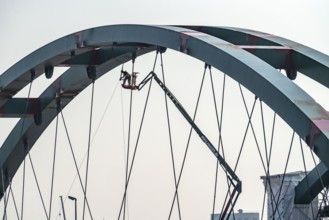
205,63 -> 211,70
56,97 -> 62,113
86,66 -> 97,82
30,69 -> 36,82
156,46 -> 167,54
23,138 -> 29,152
132,51 -> 137,64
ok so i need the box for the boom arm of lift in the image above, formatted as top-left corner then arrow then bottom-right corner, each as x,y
137,71 -> 241,219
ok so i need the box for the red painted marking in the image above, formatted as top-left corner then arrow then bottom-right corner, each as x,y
182,31 -> 209,37
179,31 -> 209,53
0,91 -> 15,98
306,119 -> 329,148
246,33 -> 276,50
75,32 -> 84,47
245,31 -> 275,38
238,45 -> 289,50
313,119 -> 329,131
179,34 -> 189,53
60,92 -> 78,97
238,45 -> 291,59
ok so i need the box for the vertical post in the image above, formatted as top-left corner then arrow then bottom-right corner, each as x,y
60,196 -> 66,220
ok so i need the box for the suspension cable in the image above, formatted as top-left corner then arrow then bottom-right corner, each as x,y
123,89 -> 132,220
244,102 -> 266,173
167,64 -> 207,219
92,80 -> 120,139
118,52 -> 156,220
260,101 -> 270,171
237,86 -> 268,175
123,57 -> 136,220
208,67 -> 228,218
1,181 -> 13,220
27,151 -> 49,219
215,74 -> 236,220
279,180 -> 293,218
260,112 -> 276,220
82,74 -> 96,220
309,148 -> 326,219
218,85 -> 257,218
1,168 -> 8,220
20,159 -> 25,220
59,110 -> 94,219
136,61 -> 240,219
120,79 -> 129,220
235,85 -> 278,220
240,89 -> 282,219
51,75 -> 120,220
48,111 -> 59,219
9,179 -> 20,220
234,85 -> 258,171
123,86 -> 132,220
118,67 -> 154,220
310,148 -> 326,193
159,51 -> 182,220
260,101 -> 269,163
270,132 -> 295,219
259,100 -> 277,219
213,72 -> 236,220
58,80 -> 121,217
20,71 -> 35,220
299,138 -> 315,219
268,113 -> 276,170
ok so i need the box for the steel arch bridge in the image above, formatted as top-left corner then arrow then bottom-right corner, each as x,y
1,24 -> 329,217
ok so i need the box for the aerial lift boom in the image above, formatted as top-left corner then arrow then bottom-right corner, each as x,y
137,71 -> 241,219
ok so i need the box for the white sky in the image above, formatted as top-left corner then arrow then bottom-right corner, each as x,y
1,0 -> 329,219
1,0 -> 329,73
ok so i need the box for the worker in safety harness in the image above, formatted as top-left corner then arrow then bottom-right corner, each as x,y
120,70 -> 139,89
120,70 -> 131,87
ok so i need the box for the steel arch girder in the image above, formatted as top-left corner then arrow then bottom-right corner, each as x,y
0,46 -> 155,199
294,162 -> 329,204
180,25 -> 329,204
181,25 -> 329,88
221,26 -> 329,91
225,27 -> 329,204
0,25 -> 329,204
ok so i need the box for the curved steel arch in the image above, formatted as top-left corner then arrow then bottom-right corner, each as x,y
182,26 -> 329,87
180,26 -> 329,203
1,25 -> 329,206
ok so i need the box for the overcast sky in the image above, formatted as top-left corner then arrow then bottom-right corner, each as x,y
1,0 -> 329,73
1,1 -> 329,219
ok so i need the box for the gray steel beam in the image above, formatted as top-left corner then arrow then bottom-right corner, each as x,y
294,162 -> 329,203
183,25 -> 329,88
0,98 -> 42,117
0,46 -> 154,198
1,25 -> 329,205
0,35 -> 89,103
180,25 -> 329,204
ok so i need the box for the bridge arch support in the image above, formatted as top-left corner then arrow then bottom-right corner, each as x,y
0,25 -> 329,207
